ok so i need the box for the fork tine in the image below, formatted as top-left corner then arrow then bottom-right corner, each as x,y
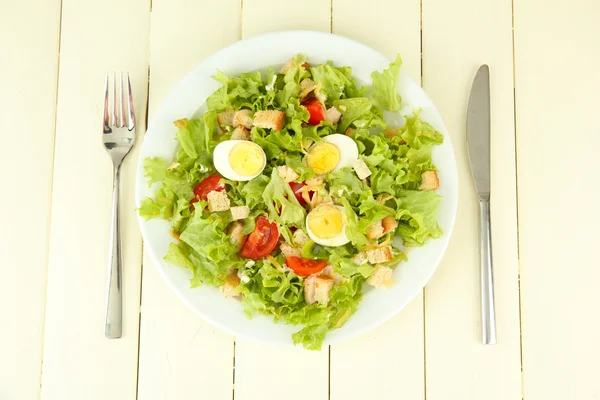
112,72 -> 117,127
103,73 -> 110,132
126,73 -> 136,129
119,72 -> 126,128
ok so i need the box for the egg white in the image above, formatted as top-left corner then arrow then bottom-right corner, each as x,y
306,204 -> 351,247
213,140 -> 266,181
322,134 -> 359,173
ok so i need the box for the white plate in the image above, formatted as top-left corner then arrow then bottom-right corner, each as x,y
136,30 -> 458,347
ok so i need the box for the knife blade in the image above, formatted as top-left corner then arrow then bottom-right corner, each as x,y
467,65 -> 491,197
467,65 -> 497,345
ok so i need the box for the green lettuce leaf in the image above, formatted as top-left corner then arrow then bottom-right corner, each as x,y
371,54 -> 403,112
262,169 -> 306,227
395,189 -> 443,245
143,157 -> 169,186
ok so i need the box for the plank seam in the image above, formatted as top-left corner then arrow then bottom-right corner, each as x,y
38,0 -> 64,394
510,0 -> 525,398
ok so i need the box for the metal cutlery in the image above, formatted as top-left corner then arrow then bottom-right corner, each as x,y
102,72 -> 136,339
467,65 -> 497,345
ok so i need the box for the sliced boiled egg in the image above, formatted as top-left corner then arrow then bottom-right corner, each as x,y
213,140 -> 266,181
306,134 -> 359,175
306,204 -> 350,247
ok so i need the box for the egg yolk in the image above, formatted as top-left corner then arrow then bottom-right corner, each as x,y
308,204 -> 343,239
229,142 -> 265,177
306,142 -> 340,175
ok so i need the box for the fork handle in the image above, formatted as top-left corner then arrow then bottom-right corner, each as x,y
105,165 -> 123,338
479,197 -> 496,345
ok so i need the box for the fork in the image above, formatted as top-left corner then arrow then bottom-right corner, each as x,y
102,72 -> 136,339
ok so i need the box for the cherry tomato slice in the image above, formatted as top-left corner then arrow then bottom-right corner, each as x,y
240,216 -> 279,259
301,98 -> 325,125
285,256 -> 328,277
289,182 -> 314,205
192,174 -> 225,203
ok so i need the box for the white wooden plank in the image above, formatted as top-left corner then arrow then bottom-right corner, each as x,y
421,0 -> 522,399
135,1 -> 240,398
330,1 -> 425,399
242,0 -> 331,37
514,1 -> 600,399
0,1 -> 60,399
233,2 -> 331,400
40,0 -> 149,398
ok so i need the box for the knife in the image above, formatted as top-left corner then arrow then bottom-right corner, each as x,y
467,65 -> 497,345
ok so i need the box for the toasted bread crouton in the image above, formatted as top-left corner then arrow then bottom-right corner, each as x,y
325,106 -> 342,124
207,190 -> 230,212
366,215 -> 398,239
352,158 -> 372,180
230,205 -> 250,221
277,165 -> 300,183
344,127 -> 353,136
233,109 -> 253,129
366,246 -> 393,264
253,110 -> 286,131
217,110 -> 235,127
366,265 -> 393,288
420,171 -> 440,191
304,275 -> 335,305
352,252 -> 368,265
382,215 -> 398,234
227,221 -> 247,246
231,126 -> 250,141
280,242 -> 301,258
292,229 -> 309,248
220,270 -> 242,297
366,220 -> 385,239
384,126 -> 401,138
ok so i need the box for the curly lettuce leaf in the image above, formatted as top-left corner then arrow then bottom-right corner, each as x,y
395,189 -> 443,245
262,169 -> 306,228
143,157 -> 169,186
371,54 -> 403,112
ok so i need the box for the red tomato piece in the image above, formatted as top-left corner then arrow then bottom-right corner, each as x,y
301,98 -> 325,125
285,256 -> 328,277
240,216 -> 279,259
192,174 -> 225,203
289,181 -> 314,205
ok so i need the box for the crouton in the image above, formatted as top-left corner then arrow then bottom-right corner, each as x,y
230,205 -> 250,221
420,171 -> 440,191
384,126 -> 400,138
304,275 -> 335,305
227,221 -> 247,246
220,270 -> 242,297
366,220 -> 385,239
233,109 -> 253,129
382,215 -> 398,233
366,265 -> 393,288
277,165 -> 300,183
231,126 -> 250,141
325,106 -> 342,124
207,190 -> 230,212
293,229 -> 309,248
344,127 -> 353,136
253,110 -> 286,131
352,158 -> 372,180
352,252 -> 368,265
217,110 -> 235,127
280,242 -> 301,258
365,246 -> 393,264
366,215 -> 398,239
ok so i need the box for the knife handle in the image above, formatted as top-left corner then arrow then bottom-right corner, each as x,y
479,196 -> 497,345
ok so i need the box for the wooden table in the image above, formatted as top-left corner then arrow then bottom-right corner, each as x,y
2,0 -> 599,399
